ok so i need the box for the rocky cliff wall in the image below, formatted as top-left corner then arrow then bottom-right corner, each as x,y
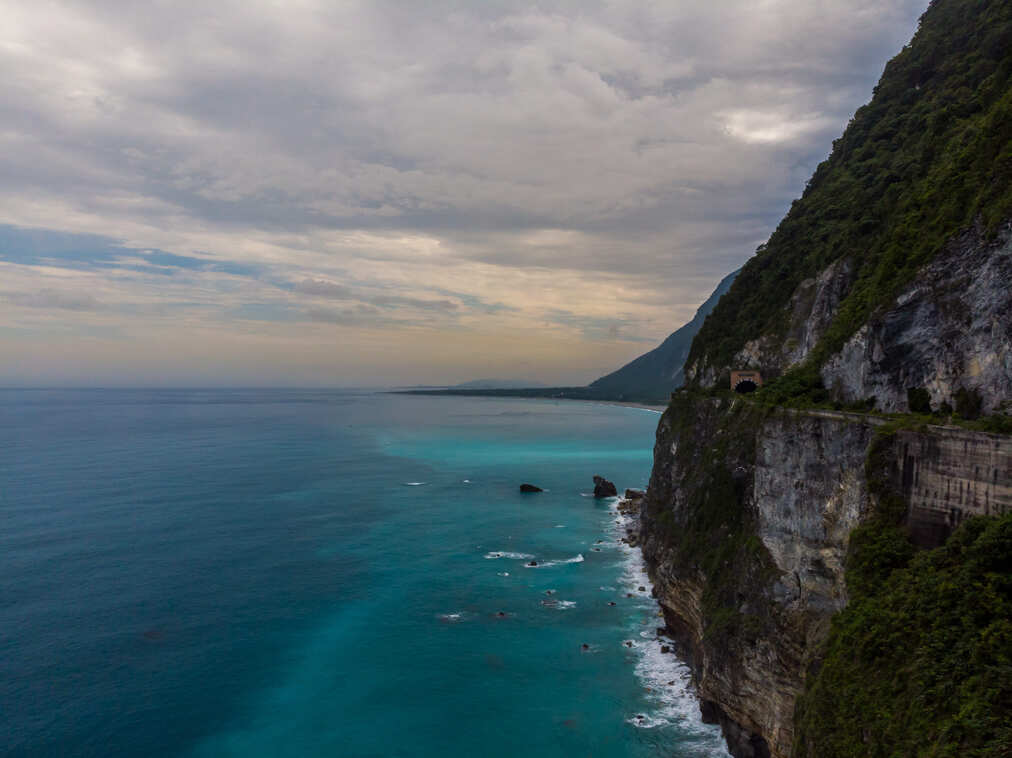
821,223 -> 1012,415
886,425 -> 1012,546
640,396 -> 1012,758
689,222 -> 1012,416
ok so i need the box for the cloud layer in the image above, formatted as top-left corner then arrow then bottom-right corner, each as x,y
0,0 -> 925,385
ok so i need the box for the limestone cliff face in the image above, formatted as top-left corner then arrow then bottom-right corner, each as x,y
719,258 -> 855,384
689,222 -> 1012,415
639,396 -> 1012,758
880,425 -> 1012,546
821,224 -> 1012,414
753,410 -> 876,617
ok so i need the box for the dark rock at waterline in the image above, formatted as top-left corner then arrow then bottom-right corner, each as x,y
593,476 -> 618,497
624,488 -> 645,500
520,483 -> 543,493
661,645 -> 671,654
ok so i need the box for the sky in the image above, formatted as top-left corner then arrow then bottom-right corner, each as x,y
0,0 -> 926,387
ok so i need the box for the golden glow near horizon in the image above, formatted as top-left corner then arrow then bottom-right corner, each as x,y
0,0 -> 925,386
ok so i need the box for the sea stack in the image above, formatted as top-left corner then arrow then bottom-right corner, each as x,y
592,476 -> 617,497
519,483 -> 543,493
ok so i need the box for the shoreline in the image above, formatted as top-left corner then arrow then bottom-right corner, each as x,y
609,493 -> 730,753
587,400 -> 667,413
390,387 -> 672,408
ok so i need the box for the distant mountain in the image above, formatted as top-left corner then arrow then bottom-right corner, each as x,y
451,379 -> 548,390
587,269 -> 739,399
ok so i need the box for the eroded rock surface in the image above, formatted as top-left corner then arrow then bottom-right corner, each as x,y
638,396 -> 1010,758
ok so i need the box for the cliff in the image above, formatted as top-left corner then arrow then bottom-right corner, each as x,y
637,2 -> 1012,755
639,396 -> 1011,757
685,0 -> 1012,412
708,220 -> 1012,416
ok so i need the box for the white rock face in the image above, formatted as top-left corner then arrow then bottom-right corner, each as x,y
821,226 -> 1012,413
691,223 -> 1012,414
754,412 -> 875,614
730,258 -> 856,374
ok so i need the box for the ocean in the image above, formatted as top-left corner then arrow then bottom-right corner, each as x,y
0,389 -> 727,757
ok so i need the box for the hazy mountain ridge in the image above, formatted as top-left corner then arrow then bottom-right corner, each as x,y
401,271 -> 739,404
588,269 -> 738,400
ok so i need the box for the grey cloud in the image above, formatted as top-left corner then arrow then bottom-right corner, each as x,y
0,0 -> 925,272
304,305 -> 393,326
543,308 -> 657,344
293,279 -> 356,299
4,289 -> 104,311
0,0 -> 930,384
293,278 -> 458,312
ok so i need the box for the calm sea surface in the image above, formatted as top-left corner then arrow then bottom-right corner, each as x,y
0,389 -> 726,757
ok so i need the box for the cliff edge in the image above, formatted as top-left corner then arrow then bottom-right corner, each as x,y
638,1 -> 1012,755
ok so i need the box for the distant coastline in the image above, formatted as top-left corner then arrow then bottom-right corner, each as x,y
391,386 -> 671,408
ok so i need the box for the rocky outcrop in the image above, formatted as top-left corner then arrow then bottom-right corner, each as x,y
593,476 -> 617,497
727,258 -> 855,379
687,220 -> 1012,419
638,394 -> 1011,758
821,223 -> 1012,414
519,483 -> 543,493
691,221 -> 1012,416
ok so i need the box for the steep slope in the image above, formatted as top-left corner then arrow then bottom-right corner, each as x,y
590,269 -> 738,398
685,0 -> 1012,414
637,1 -> 1012,756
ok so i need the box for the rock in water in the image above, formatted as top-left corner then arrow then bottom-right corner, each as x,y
593,476 -> 617,497
519,483 -> 543,493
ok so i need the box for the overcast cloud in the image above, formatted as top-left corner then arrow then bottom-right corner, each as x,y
0,0 -> 925,386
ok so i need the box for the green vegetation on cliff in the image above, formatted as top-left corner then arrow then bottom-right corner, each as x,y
794,513 -> 1012,758
688,0 -> 1012,383
793,427 -> 1012,757
648,393 -> 777,646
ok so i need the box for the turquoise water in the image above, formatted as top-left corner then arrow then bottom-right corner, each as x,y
0,389 -> 726,757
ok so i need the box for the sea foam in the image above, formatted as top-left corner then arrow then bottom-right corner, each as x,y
523,554 -> 584,568
610,499 -> 730,754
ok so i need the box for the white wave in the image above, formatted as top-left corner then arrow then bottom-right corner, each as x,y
554,524 -> 566,528
462,479 -> 472,484
497,571 -> 510,577
437,612 -> 466,622
609,498 -> 730,754
523,554 -> 584,568
403,481 -> 427,486
556,600 -> 577,609
483,551 -> 534,560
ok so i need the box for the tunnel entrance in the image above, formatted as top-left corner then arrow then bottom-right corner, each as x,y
730,370 -> 763,394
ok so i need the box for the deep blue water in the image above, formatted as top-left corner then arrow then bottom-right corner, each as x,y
0,389 -> 726,757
